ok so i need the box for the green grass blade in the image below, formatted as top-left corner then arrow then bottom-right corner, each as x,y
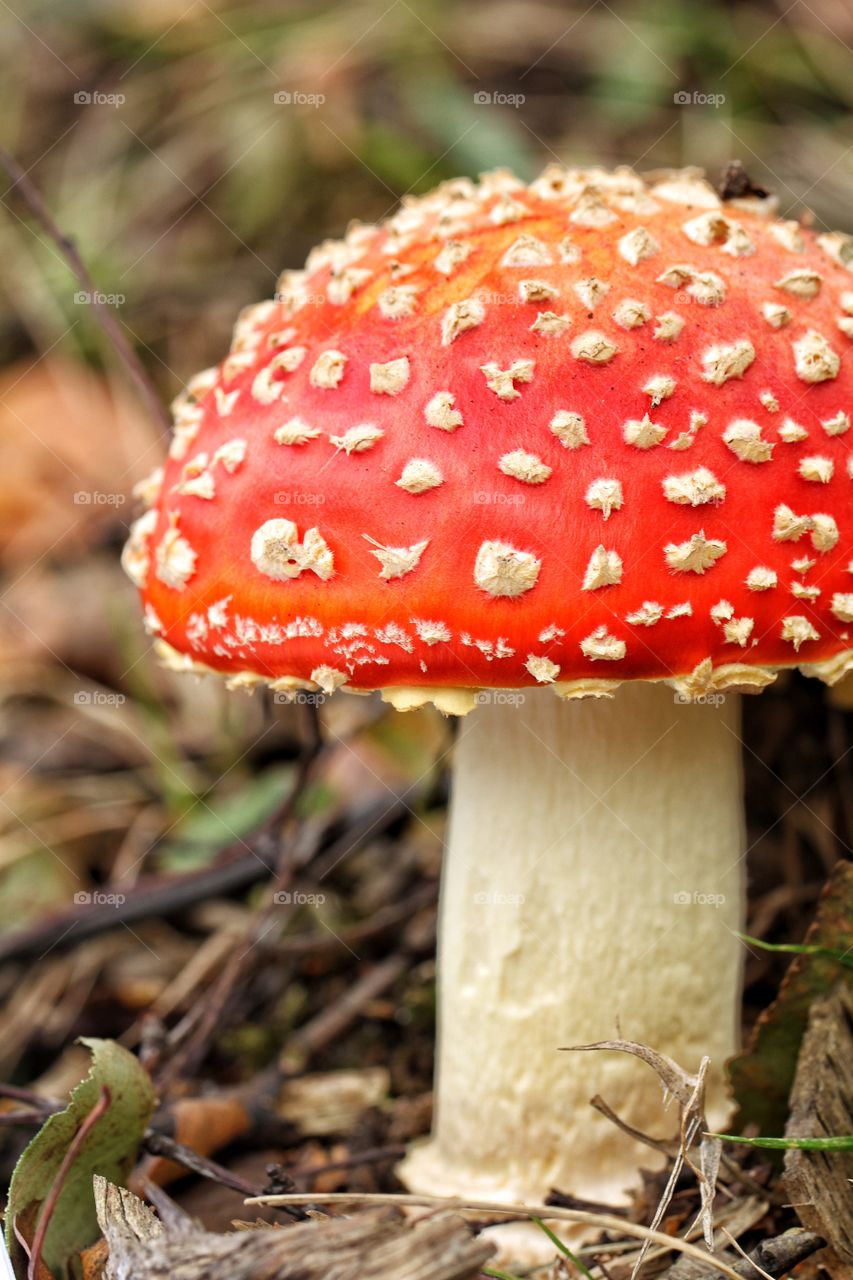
710,1132 -> 853,1151
531,1216 -> 596,1278
737,933 -> 853,969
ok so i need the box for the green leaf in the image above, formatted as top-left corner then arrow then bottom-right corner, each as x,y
5,1038 -> 156,1279
709,1131 -> 853,1151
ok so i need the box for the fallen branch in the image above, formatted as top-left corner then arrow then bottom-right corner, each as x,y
241,1192 -> 752,1280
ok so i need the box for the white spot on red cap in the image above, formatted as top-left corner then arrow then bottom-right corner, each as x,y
643,374 -> 676,406
775,269 -> 822,298
274,418 -> 322,446
519,280 -> 559,304
526,655 -> 560,683
310,349 -> 348,389
530,311 -> 570,336
501,235 -> 552,267
499,450 -> 552,484
585,477 -> 623,520
580,626 -> 626,660
664,531 -> 727,574
378,284 -> 419,318
364,535 -> 429,580
474,540 -> 541,597
330,424 -> 384,455
434,240 -> 472,275
722,418 -> 774,463
793,330 -> 840,383
613,299 -> 650,330
662,467 -> 726,506
251,519 -> 334,581
370,357 -> 410,395
122,509 -> 157,588
573,277 -> 610,310
550,410 -> 589,448
570,331 -> 618,364
441,297 -> 485,345
812,515 -> 839,553
396,458 -> 443,494
481,359 -> 535,400
653,311 -> 684,341
799,455 -> 834,483
781,615 -> 820,650
747,566 -> 778,591
701,339 -> 755,385
155,518 -> 197,590
774,505 -> 814,541
424,391 -> 463,431
624,414 -> 667,449
618,226 -> 659,265
831,593 -> 853,623
582,545 -> 623,590
778,418 -> 808,443
626,601 -> 664,626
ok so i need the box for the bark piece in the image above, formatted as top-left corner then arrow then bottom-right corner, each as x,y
94,1176 -> 492,1280
784,983 -> 853,1270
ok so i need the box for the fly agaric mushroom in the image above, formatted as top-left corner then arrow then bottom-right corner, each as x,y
125,165 -> 853,1211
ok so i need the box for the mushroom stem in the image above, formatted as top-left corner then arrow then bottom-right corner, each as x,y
401,681 -> 745,1204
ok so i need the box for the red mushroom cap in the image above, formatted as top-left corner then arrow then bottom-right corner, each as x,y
125,165 -> 853,711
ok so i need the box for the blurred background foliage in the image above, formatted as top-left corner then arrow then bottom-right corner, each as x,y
1,0 -> 852,1072
4,0 -> 853,395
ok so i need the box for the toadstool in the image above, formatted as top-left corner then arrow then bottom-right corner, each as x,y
125,164 -> 853,1214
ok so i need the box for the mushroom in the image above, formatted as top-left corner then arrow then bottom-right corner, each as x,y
125,166 -> 853,1217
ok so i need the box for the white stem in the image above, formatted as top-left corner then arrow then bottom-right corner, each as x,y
401,682 -> 745,1205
